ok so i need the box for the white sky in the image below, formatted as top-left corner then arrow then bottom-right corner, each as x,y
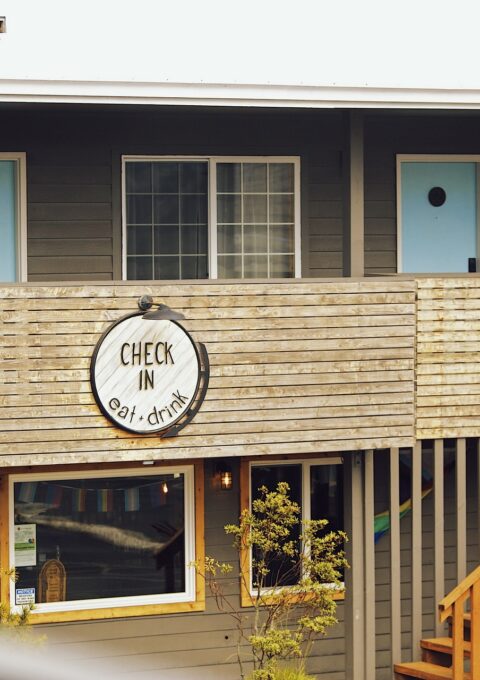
0,0 -> 479,90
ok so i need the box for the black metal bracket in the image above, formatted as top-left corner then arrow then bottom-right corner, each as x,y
161,342 -> 210,438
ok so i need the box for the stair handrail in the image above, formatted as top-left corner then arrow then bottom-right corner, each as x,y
438,563 -> 480,621
437,563 -> 480,680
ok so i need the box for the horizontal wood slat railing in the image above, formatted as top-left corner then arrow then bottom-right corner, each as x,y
0,281 -> 416,467
438,564 -> 480,679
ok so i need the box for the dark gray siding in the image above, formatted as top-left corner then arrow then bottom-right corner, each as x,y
364,113 -> 480,275
27,157 -> 113,281
42,458 -> 346,679
0,105 -> 345,281
306,149 -> 344,277
6,106 -> 480,280
373,444 -> 479,680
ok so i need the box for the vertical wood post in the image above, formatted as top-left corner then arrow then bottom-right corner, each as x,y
390,447 -> 402,670
471,581 -> 480,680
452,600 -> 465,680
344,452 -> 365,680
0,476 -> 10,606
411,443 -> 422,659
456,438 -> 467,584
477,439 -> 480,564
343,111 -> 365,277
434,439 -> 445,637
364,450 -> 376,680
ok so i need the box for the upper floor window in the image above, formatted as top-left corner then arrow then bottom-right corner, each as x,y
0,153 -> 27,282
123,157 -> 300,280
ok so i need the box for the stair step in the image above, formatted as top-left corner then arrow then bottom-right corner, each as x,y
421,636 -> 471,656
394,661 -> 472,680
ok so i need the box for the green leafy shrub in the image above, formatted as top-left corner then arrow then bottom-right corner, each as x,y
193,482 -> 348,680
247,666 -> 315,680
0,569 -> 33,638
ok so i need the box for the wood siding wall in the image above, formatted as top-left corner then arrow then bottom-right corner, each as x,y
4,107 -> 480,280
373,444 -> 480,680
41,458 -> 346,680
0,106 -> 345,280
416,277 -> 480,439
0,280 -> 415,467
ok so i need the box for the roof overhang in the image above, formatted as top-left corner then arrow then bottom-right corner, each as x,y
3,79 -> 480,110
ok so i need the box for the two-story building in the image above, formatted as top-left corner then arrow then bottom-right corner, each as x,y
1,3 -> 480,679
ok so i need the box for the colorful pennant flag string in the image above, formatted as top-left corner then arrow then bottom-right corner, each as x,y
18,482 -> 37,503
72,488 -> 86,512
124,487 -> 140,512
16,477 -> 177,513
97,488 -> 113,512
46,484 -> 63,508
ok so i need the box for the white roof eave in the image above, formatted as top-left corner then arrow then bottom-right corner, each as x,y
2,79 -> 480,109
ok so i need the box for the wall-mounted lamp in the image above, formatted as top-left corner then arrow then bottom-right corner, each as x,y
221,470 -> 232,490
138,295 -> 185,321
215,463 -> 233,490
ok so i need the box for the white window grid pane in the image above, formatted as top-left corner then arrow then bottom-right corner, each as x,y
125,161 -> 208,280
123,156 -> 300,280
216,162 -> 295,278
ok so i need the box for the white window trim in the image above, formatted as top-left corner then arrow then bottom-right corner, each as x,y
9,465 -> 196,614
396,154 -> 480,273
0,152 -> 27,282
248,457 -> 343,597
121,155 -> 301,280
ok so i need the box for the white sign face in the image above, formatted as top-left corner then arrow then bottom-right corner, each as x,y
91,315 -> 200,434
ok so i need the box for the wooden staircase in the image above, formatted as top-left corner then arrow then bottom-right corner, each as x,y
394,566 -> 480,680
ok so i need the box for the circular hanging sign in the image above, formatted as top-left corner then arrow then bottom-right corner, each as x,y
91,313 -> 201,434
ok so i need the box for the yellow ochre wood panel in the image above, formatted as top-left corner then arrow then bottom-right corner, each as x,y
417,277 -> 480,440
0,280 -> 415,465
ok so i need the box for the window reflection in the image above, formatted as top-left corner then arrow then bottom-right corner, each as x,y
14,474 -> 186,605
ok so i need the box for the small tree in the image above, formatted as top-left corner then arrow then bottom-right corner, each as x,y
194,482 -> 348,680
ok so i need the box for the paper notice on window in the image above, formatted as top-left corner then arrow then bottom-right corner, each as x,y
15,587 -> 35,605
14,524 -> 37,567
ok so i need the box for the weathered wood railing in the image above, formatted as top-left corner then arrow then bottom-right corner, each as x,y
438,564 -> 480,679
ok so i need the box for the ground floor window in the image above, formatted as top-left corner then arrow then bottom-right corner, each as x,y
9,465 -> 201,619
242,457 -> 344,600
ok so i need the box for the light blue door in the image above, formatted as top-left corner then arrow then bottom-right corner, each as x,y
400,162 -> 477,272
0,160 -> 17,281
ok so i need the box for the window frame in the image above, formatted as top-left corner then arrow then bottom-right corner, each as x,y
240,456 -> 344,607
7,462 -> 205,624
0,152 -> 27,282
121,155 -> 301,280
